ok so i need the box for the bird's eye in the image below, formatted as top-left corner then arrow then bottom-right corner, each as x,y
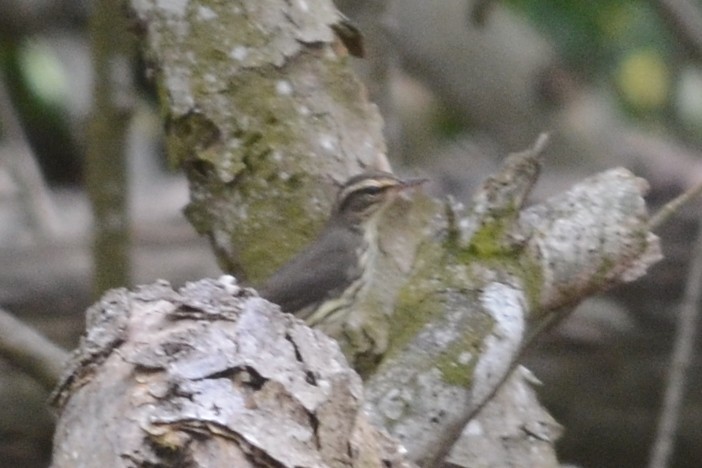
358,186 -> 383,196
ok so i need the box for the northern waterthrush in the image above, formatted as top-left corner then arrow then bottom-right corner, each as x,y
259,171 -> 426,325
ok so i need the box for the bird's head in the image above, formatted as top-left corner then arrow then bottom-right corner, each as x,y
331,171 -> 426,227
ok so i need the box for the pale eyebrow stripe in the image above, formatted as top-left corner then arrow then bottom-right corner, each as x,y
337,177 -> 398,201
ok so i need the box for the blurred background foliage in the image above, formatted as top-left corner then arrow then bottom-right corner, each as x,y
1,37 -> 81,184
1,1 -> 699,182
511,1 -> 695,127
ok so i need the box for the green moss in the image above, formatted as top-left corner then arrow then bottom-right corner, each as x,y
338,322 -> 385,373
234,178 -> 325,282
167,112 -> 222,167
392,261 -> 493,388
173,65 -> 335,277
433,291 -> 493,387
319,57 -> 368,119
435,339 -> 479,388
467,218 -> 509,257
388,242 -> 446,355
384,201 -> 554,389
446,201 -> 549,316
517,253 -> 544,314
352,347 -> 384,380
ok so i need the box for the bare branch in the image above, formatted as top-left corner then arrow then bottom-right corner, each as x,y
654,0 -> 702,62
0,307 -> 69,391
648,214 -> 702,468
649,182 -> 702,230
86,0 -> 136,294
0,71 -> 61,237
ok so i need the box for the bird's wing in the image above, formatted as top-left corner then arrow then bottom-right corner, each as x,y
258,227 -> 361,314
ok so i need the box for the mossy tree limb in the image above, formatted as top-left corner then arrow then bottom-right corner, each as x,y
130,0 -> 388,281
364,141 -> 660,464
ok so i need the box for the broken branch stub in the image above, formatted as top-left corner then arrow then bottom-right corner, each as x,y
363,137 -> 661,465
50,278 -> 411,468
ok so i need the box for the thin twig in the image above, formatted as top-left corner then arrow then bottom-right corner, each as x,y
648,215 -> 702,468
648,181 -> 702,230
654,0 -> 702,62
0,307 -> 69,391
0,72 -> 61,237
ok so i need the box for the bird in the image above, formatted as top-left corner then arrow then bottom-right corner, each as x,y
259,171 -> 426,326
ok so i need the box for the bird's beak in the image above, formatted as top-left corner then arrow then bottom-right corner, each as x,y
394,177 -> 428,200
399,177 -> 429,189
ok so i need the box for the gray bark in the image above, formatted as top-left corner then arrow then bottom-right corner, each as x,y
51,278 -> 411,467
362,138 -> 660,465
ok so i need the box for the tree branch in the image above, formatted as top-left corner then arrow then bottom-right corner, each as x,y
0,307 -> 68,391
50,279 -> 413,467
648,210 -> 702,468
86,0 -> 136,295
362,137 -> 660,465
654,0 -> 702,62
0,70 -> 61,238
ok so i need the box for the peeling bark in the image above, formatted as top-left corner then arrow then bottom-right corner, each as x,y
51,278 -> 411,467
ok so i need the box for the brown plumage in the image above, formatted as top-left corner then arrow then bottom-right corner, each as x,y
259,171 -> 425,323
